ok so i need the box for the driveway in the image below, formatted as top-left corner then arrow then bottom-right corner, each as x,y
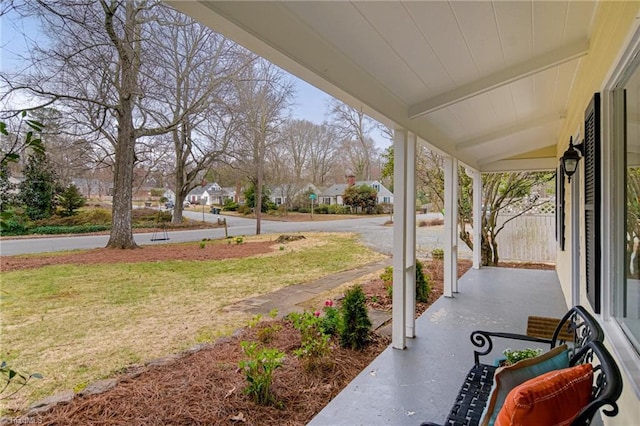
0,212 -> 472,258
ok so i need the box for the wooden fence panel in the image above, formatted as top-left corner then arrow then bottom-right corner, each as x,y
494,214 -> 556,263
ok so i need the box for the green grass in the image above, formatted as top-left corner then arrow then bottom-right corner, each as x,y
0,233 -> 384,413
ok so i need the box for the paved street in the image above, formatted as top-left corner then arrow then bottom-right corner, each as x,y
0,212 -> 472,258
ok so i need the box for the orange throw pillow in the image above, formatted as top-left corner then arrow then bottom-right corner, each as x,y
495,364 -> 593,426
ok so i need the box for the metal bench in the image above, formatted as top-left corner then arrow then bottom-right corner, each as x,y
421,305 -> 622,426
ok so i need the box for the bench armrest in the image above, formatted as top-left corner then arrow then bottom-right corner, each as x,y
470,330 -> 553,364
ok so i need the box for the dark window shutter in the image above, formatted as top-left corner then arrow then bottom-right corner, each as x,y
584,93 -> 601,313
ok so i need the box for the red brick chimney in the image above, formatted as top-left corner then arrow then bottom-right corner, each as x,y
346,174 -> 356,186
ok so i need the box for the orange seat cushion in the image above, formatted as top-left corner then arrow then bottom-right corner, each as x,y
495,363 -> 593,426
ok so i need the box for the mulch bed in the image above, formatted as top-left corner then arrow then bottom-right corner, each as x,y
362,258 -> 472,316
24,322 -> 389,426
6,253 -> 553,425
0,241 -> 277,272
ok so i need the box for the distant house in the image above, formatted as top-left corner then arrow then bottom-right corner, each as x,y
162,189 -> 175,203
318,175 -> 393,206
268,183 -> 318,207
186,183 -> 234,205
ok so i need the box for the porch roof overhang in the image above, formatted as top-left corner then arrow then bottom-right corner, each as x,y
167,1 -> 598,173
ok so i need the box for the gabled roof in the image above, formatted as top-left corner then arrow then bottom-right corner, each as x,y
320,180 -> 392,197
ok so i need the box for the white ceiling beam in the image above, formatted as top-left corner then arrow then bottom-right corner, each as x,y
476,136 -> 557,166
480,157 -> 558,173
408,39 -> 589,119
456,112 -> 565,150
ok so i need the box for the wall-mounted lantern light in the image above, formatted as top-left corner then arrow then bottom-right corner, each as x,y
560,136 -> 583,182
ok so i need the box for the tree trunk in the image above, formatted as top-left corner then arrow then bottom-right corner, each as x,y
106,2 -> 138,249
172,133 -> 186,224
255,161 -> 263,235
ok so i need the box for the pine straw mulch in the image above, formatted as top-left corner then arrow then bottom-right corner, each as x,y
23,321 -> 389,426
11,257 -> 553,425
362,258 -> 472,317
0,241 -> 277,272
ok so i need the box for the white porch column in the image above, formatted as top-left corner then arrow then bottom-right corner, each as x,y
405,133 -> 417,338
444,156 -> 459,297
471,169 -> 482,270
392,129 -> 408,349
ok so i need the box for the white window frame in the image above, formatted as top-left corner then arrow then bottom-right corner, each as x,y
602,23 -> 640,397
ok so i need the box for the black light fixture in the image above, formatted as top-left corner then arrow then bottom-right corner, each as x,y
561,136 -> 582,182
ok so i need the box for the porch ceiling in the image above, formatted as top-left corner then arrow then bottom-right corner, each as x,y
168,1 -> 598,173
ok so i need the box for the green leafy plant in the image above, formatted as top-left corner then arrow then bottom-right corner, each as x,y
247,314 -> 262,328
199,241 -> 206,249
255,308 -> 281,343
380,266 -> 394,298
502,347 -> 543,365
431,248 -> 444,260
320,300 -> 340,336
288,311 -> 332,371
238,341 -> 285,405
379,263 -> 431,303
0,361 -> 42,399
235,236 -> 244,244
339,285 -> 372,350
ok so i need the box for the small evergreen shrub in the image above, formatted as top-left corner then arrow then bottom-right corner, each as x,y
29,224 -> 110,235
222,199 -> 238,211
415,260 -> 430,303
326,204 -> 349,214
0,215 -> 28,235
314,204 -> 329,214
339,285 -> 372,350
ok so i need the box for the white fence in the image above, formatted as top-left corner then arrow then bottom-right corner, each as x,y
494,214 -> 556,263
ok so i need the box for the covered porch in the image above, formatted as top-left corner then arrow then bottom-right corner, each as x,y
168,2 -> 640,423
310,266 -> 567,426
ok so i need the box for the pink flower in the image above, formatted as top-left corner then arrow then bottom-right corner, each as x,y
314,310 -> 321,317
325,300 -> 334,307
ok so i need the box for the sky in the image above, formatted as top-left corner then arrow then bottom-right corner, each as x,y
0,10 -> 390,150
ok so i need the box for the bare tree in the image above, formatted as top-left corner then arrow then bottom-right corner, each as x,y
307,123 -> 341,186
143,6 -> 250,223
329,100 -> 378,180
232,58 -> 294,234
0,1 -> 200,248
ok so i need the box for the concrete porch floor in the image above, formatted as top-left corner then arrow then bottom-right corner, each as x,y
309,266 -> 568,426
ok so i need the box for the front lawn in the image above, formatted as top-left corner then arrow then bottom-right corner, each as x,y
0,233 -> 384,413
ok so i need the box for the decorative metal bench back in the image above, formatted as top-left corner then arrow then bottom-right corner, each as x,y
570,340 -> 623,425
552,305 -> 604,353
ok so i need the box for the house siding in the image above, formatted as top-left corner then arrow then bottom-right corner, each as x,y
555,2 -> 640,424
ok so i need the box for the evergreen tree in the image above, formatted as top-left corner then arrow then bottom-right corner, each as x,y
339,285 -> 372,350
18,151 -> 59,220
244,184 -> 272,213
58,184 -> 86,216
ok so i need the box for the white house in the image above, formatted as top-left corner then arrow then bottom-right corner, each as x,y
319,175 -> 393,206
186,182 -> 233,205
